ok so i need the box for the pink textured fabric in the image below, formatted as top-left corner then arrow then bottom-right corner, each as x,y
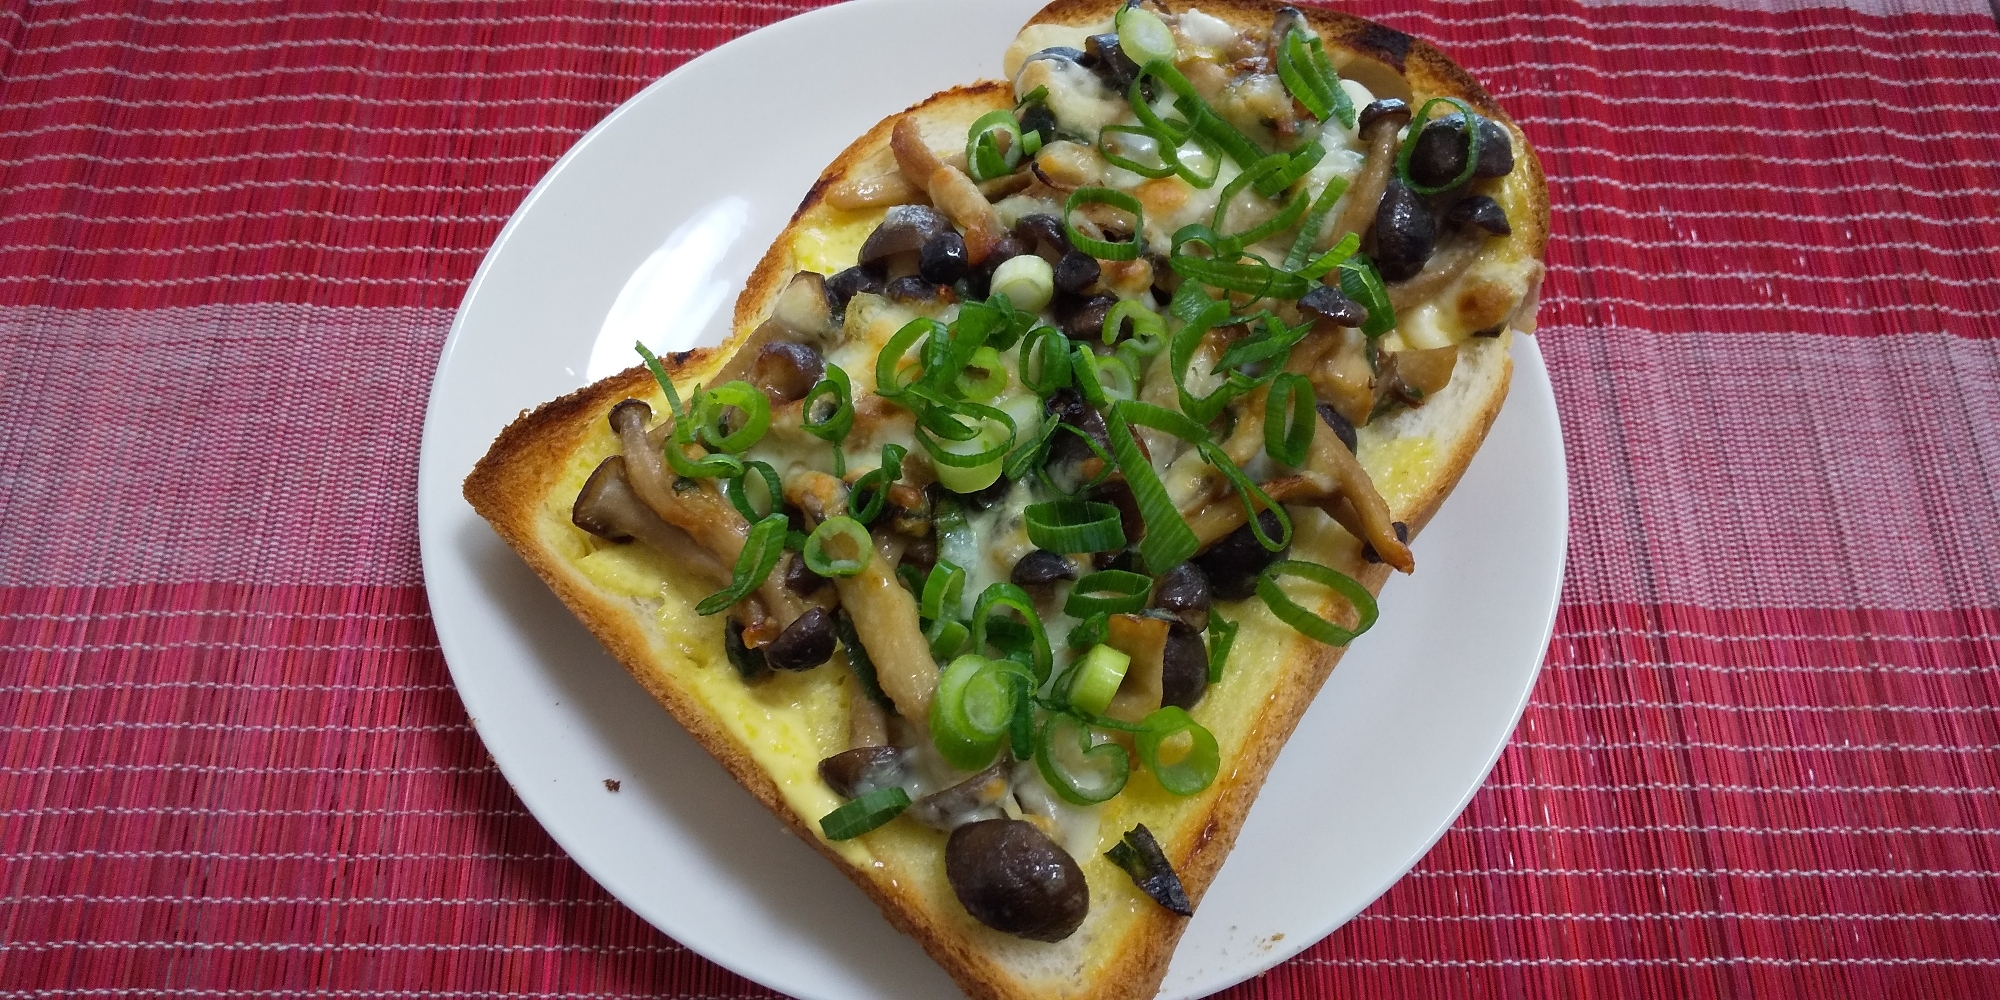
1,0 -> 1997,997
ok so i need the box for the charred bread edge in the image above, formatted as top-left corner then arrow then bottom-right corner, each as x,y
464,2 -> 1540,996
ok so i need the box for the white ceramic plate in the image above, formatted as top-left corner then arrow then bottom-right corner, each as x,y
417,1 -> 1567,997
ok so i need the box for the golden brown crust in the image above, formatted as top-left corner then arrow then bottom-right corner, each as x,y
465,3 -> 1538,998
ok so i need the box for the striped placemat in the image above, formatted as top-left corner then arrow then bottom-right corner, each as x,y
2,0 -> 1997,996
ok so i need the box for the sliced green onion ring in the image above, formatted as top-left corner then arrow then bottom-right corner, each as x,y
800,363 -> 855,476
970,582 -> 1053,681
1095,354 -> 1137,402
1116,4 -> 1177,65
1175,96 -> 1267,173
1102,299 -> 1166,355
1257,141 -> 1324,198
956,345 -> 1009,401
1339,254 -> 1397,337
633,341 -> 690,419
819,786 -> 911,840
1170,250 -> 1308,301
1214,313 -> 1311,373
693,381 -> 772,454
1394,97 -> 1481,196
1072,345 -> 1111,408
927,616 -> 970,661
848,443 -> 907,523
1067,611 -> 1110,652
1126,71 -> 1192,145
965,109 -> 1025,182
1021,325 -> 1074,396
1035,422 -> 1116,499
1063,187 -> 1145,262
1164,287 -> 1250,424
1024,500 -> 1126,554
694,513 -> 788,616
804,516 -> 873,578
664,419 -> 745,481
1309,36 -> 1357,130
1224,187 -> 1311,252
931,654 -> 1033,772
1107,401 -> 1204,573
1256,559 -> 1380,645
1035,711 -> 1131,805
1199,440 -> 1293,552
921,560 -> 967,621
1115,339 -> 1156,378
1068,643 -> 1131,717
1276,29 -> 1333,121
1171,127 -> 1222,189
1065,569 -> 1153,617
1283,177 -> 1351,274
875,317 -> 940,400
1263,372 -> 1317,468
1099,124 -> 1177,179
1136,706 -> 1219,796
915,400 -> 1016,469
1138,62 -> 1246,163
1210,155 -> 1288,240
1205,612 -> 1237,685
1005,414 -> 1062,483
990,253 -> 1055,313
1007,678 -> 1037,760
1298,229 -> 1360,283
722,459 -> 782,523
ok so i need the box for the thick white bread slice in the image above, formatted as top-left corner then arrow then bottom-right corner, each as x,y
464,3 -> 1545,999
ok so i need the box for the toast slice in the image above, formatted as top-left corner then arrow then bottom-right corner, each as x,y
465,3 -> 1547,998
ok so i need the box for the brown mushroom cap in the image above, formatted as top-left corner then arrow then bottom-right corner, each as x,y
858,205 -> 953,267
908,759 -> 1014,831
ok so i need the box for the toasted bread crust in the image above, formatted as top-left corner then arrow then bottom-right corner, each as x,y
465,3 -> 1539,998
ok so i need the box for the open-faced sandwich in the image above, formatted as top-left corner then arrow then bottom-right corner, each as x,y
464,1 -> 1546,997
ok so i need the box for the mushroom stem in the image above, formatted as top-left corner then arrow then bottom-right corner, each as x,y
849,694 -> 889,749
1387,234 -> 1484,314
891,116 -> 949,190
1302,426 -> 1413,572
1183,475 -> 1323,547
571,457 -> 732,588
609,400 -> 808,625
1330,108 -> 1409,248
787,471 -> 939,722
825,170 -> 923,210
891,117 -> 1006,261
927,165 -> 1007,263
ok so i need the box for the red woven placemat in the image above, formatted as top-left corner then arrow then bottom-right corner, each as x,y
3,0 -> 1998,996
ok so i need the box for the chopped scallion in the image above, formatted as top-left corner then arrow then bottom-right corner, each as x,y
1067,643 -> 1132,716
694,513 -> 788,616
1256,559 -> 1380,646
1063,187 -> 1145,262
1135,706 -> 1219,796
819,786 -> 911,840
804,516 -> 873,578
1024,499 -> 1126,553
